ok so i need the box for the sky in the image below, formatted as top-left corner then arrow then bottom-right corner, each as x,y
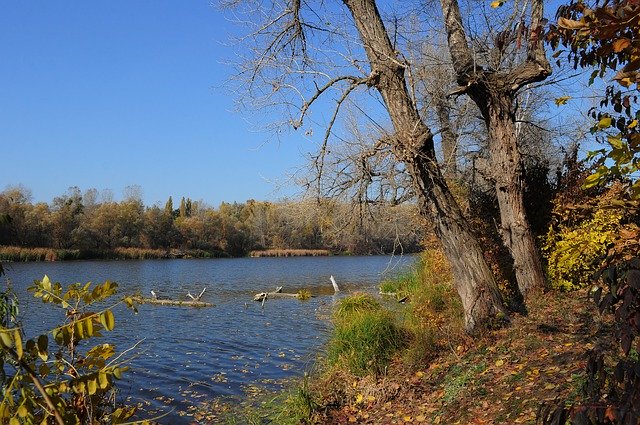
0,1 -> 313,207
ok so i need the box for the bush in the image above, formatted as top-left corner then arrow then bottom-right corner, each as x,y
0,275 -> 139,424
541,183 -> 634,291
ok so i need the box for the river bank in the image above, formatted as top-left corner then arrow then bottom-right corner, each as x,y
214,252 -> 614,424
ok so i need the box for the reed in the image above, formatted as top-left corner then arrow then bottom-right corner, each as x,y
0,246 -> 81,262
249,249 -> 331,257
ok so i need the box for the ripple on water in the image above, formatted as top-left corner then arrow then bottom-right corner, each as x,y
5,255 -> 416,423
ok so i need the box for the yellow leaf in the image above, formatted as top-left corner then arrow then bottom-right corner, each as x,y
554,96 -> 571,106
403,416 -> 413,422
366,395 -> 375,402
14,330 -> 23,360
598,116 -> 612,129
545,383 -> 557,390
628,119 -> 637,129
416,415 -> 426,422
355,393 -> 364,404
415,371 -> 424,378
495,359 -> 504,367
490,0 -> 505,7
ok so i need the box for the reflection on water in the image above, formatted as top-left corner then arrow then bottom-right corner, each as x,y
4,255 -> 416,423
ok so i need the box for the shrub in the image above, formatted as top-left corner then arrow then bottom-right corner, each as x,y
0,275 -> 139,423
541,183 -> 632,291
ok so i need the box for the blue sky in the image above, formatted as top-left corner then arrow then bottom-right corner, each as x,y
0,1 -> 313,206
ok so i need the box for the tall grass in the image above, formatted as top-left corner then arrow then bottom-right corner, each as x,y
326,294 -> 407,376
327,249 -> 463,376
0,246 -> 81,262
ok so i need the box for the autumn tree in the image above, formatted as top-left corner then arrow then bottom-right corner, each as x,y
437,0 -> 551,299
227,0 -> 508,331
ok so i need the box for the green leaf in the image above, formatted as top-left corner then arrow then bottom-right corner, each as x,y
582,169 -> 606,189
42,275 -> 52,292
100,310 -> 115,331
84,317 -> 93,337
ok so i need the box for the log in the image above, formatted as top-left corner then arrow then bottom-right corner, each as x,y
253,292 -> 303,302
253,286 -> 314,302
131,296 -> 214,307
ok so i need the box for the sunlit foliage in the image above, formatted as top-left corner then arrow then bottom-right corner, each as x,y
0,276 -> 139,424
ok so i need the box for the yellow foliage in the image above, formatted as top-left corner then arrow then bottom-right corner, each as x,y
542,205 -> 623,291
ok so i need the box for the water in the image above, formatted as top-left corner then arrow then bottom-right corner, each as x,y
2,255 -> 416,423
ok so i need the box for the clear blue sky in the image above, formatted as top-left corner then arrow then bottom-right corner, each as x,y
0,1 -> 311,206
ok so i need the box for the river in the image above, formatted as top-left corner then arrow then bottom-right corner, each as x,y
2,255 -> 416,423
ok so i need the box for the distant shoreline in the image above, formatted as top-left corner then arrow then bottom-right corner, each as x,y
0,246 -> 227,262
248,249 -> 332,257
0,245 -> 418,263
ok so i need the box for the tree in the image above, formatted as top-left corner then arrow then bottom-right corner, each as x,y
228,0 -> 507,331
164,196 -> 174,217
439,0 -> 551,299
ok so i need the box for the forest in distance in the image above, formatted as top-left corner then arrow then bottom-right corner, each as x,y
0,185 -> 423,259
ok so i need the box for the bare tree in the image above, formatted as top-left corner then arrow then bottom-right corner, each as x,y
227,0 -> 506,332
439,0 -> 551,299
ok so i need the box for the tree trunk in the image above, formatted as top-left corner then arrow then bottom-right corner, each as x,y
408,156 -> 506,332
433,95 -> 458,179
475,91 -> 546,299
439,0 -> 551,301
343,0 -> 506,332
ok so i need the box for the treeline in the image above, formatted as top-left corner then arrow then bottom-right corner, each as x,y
0,186 -> 422,259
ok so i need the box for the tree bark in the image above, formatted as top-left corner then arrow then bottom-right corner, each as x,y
342,0 -> 506,332
472,89 -> 546,299
433,94 -> 458,179
439,0 -> 551,300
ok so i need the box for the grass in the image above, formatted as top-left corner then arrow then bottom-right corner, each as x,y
297,289 -> 312,300
0,246 -> 81,261
326,295 -> 407,376
0,246 -> 225,262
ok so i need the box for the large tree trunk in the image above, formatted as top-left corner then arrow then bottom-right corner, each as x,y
343,0 -> 506,332
476,91 -> 546,299
440,0 -> 551,301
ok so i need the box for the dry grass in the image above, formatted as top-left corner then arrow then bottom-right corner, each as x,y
249,249 -> 331,257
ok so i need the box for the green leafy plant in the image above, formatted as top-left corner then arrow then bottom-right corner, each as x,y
0,275 -> 139,424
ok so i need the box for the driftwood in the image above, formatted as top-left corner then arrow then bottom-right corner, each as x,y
253,286 -> 312,302
132,296 -> 214,307
254,276 -> 340,303
135,288 -> 213,307
187,288 -> 206,301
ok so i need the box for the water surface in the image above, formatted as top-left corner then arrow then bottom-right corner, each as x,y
4,255 -> 416,423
